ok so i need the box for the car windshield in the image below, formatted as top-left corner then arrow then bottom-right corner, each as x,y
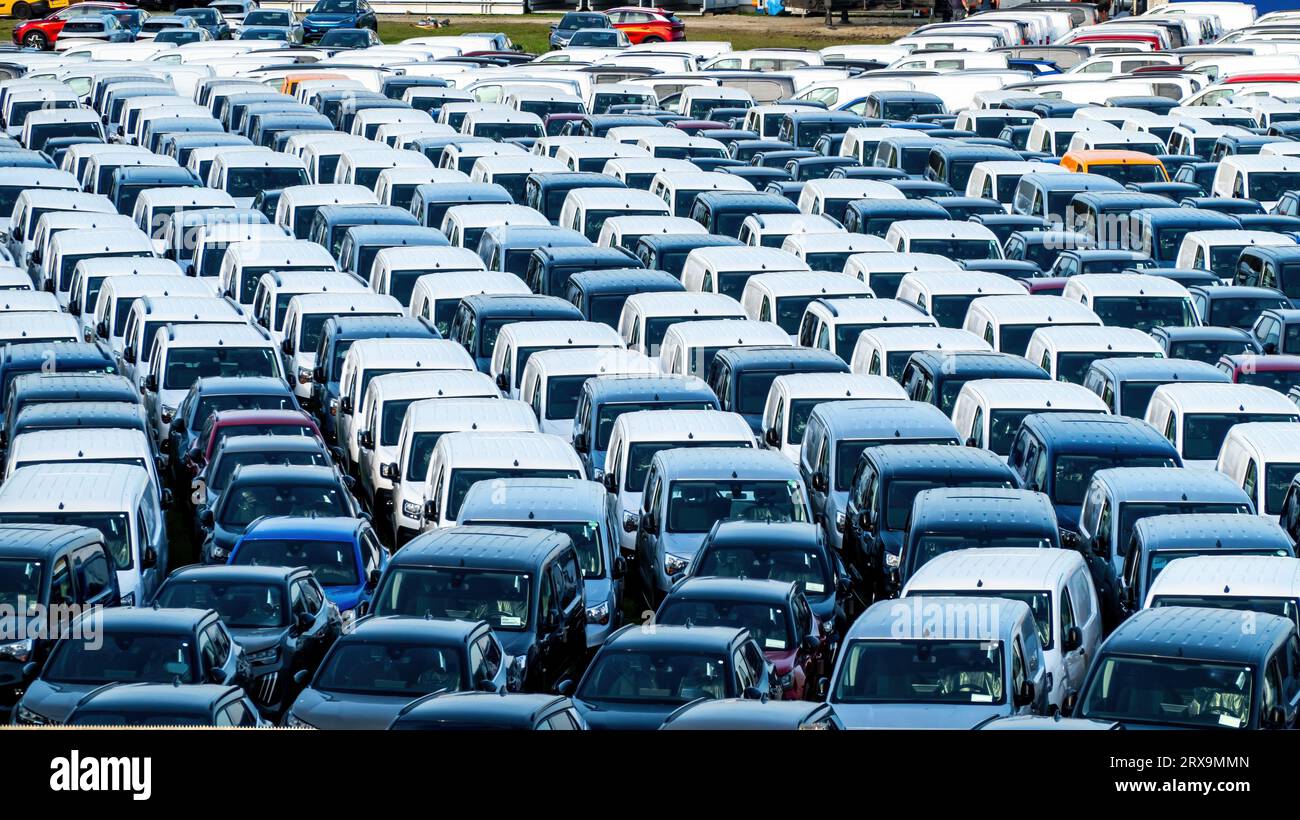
228,167 -> 306,199
834,438 -> 954,492
578,650 -> 730,703
787,398 -> 831,446
1183,413 -> 1297,461
1053,453 -> 1177,506
595,400 -> 713,450
1118,502 -> 1253,551
44,633 -> 197,685
1151,549 -> 1289,584
1237,369 -> 1300,397
219,483 -> 346,529
886,479 -> 1013,530
233,539 -> 359,585
0,512 -> 132,571
644,315 -> 736,351
447,468 -> 580,521
1168,339 -> 1251,364
210,449 -> 328,491
694,545 -> 832,598
212,423 -> 315,453
314,640 -> 463,697
311,0 -> 355,12
929,295 -> 979,329
666,479 -> 807,533
1151,595 -> 1299,629
0,558 -> 41,613
1092,296 -> 1196,333
734,372 -> 784,416
1208,247 -> 1251,280
68,710 -> 211,727
244,10 -> 290,24
658,599 -> 792,650
561,12 -> 606,29
909,239 -> 1000,260
1210,296 -> 1287,330
164,346 -> 278,390
912,534 -> 1053,573
1246,172 -> 1300,203
924,589 -> 1053,648
1081,655 -> 1254,729
374,567 -> 530,631
626,441 -> 751,493
155,580 -> 288,628
1086,163 -> 1164,184
833,640 -> 1005,704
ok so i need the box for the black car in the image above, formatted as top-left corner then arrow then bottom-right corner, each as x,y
65,682 -> 262,727
389,692 -> 585,729
198,464 -> 359,563
0,524 -> 120,716
284,615 -> 511,729
565,624 -> 772,730
660,698 -> 842,729
13,607 -> 248,725
166,376 -> 300,484
369,526 -> 586,693
153,565 -> 343,718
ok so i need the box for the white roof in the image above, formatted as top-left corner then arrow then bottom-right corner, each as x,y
0,313 -> 77,342
403,397 -> 538,433
782,233 -> 891,255
663,318 -> 792,347
905,547 -> 1087,592
1220,421 -> 1300,462
344,337 -> 474,370
612,408 -> 753,442
890,219 -> 1000,240
0,463 -> 150,512
812,297 -> 934,323
770,372 -> 908,401
688,246 -> 809,273
899,269 -> 1021,297
433,431 -> 582,469
624,291 -> 745,317
497,320 -> 624,348
746,271 -> 872,299
846,252 -> 962,275
1182,230 -> 1296,247
855,325 -> 992,352
1145,555 -> 1300,600
956,378 -> 1111,411
368,369 -> 499,403
1151,382 -> 1297,414
1027,324 -> 1164,354
968,294 -> 1102,324
524,348 -> 658,379
1061,273 -> 1192,300
378,246 -> 484,272
278,183 -> 377,207
161,322 -> 271,348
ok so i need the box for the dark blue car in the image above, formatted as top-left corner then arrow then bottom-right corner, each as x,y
301,0 -> 376,42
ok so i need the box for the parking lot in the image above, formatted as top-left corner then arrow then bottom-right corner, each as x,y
0,0 -> 1299,736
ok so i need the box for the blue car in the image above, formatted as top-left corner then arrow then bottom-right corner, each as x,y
549,11 -> 610,48
301,0 -> 377,42
228,516 -> 387,623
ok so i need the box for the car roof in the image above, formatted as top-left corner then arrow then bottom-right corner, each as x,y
241,515 -> 364,541
1102,605 -> 1292,664
651,446 -> 799,480
0,462 -> 149,510
1092,466 -> 1250,502
1147,555 -> 1300,599
458,478 -> 607,522
906,547 -> 1086,591
1133,513 -> 1292,551
0,523 -> 108,560
847,594 -> 1029,640
393,525 -> 571,571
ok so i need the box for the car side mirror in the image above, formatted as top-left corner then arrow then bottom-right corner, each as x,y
1266,704 -> 1287,729
964,436 -> 977,448
556,678 -> 575,696
142,545 -> 158,568
292,669 -> 310,687
160,489 -> 173,511
801,634 -> 822,654
171,418 -> 185,434
366,568 -> 380,590
811,472 -> 828,493
380,462 -> 399,480
358,430 -> 373,450
1060,690 -> 1078,717
572,436 -> 588,454
642,512 -> 658,535
423,498 -> 439,522
1264,342 -> 1278,355
296,611 -> 314,631
207,666 -> 225,684
68,299 -> 80,316
1092,533 -> 1109,557
122,345 -> 136,364
96,320 -> 108,339
313,365 -> 325,383
42,278 -> 54,293
339,396 -> 352,415
281,338 -> 294,356
816,677 -> 829,699
21,661 -> 36,679
612,555 -> 627,580
200,508 -> 215,530
495,372 -> 509,391
477,676 -> 498,693
742,685 -> 764,700
143,374 -> 157,392
603,472 -> 619,494
1014,680 -> 1035,707
764,427 -> 780,447
622,512 -> 639,533
1063,625 -> 1082,652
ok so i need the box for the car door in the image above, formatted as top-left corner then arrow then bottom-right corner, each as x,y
71,543 -> 119,609
1057,577 -> 1085,696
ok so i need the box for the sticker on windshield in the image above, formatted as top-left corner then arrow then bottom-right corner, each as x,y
970,694 -> 993,703
1218,714 -> 1241,729
764,638 -> 784,649
805,582 -> 824,593
500,616 -> 522,627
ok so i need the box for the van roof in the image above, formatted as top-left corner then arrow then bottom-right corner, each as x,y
906,547 -> 1085,592
612,408 -> 753,443
968,294 -> 1102,324
1146,555 -> 1300,600
0,523 -> 108,560
497,320 -> 624,347
663,318 -> 791,347
899,269 -> 1020,298
624,291 -> 744,316
277,183 -> 376,207
812,297 -> 932,323
910,487 -> 1056,533
811,399 -> 960,440
395,524 -> 574,571
782,233 -> 890,254
1221,421 -> 1300,461
1182,229 -> 1295,246
1087,355 -> 1229,383
1133,513 -> 1292,552
524,347 -> 656,379
745,271 -> 869,300
343,337 -> 472,370
1061,273 -> 1191,299
457,477 -> 607,523
771,372 -> 906,401
959,377 -> 1111,411
650,446 -> 800,481
1091,466 -> 1250,503
9,427 -> 151,463
50,228 -> 153,254
1019,412 -> 1177,453
434,431 -> 580,468
0,462 -> 150,511
1028,325 -> 1164,353
403,397 -> 538,432
378,245 -> 483,271
288,291 -> 403,315
1102,605 -> 1292,665
1150,381 -> 1297,414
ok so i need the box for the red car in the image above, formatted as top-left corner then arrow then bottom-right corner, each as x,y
606,6 -> 685,44
1217,354 -> 1300,395
12,2 -> 130,50
186,408 -> 323,476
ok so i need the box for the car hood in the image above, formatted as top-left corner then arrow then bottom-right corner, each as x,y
21,679 -> 105,724
304,13 -> 354,23
496,630 -> 537,658
227,626 -> 287,654
323,584 -> 365,613
661,531 -> 708,560
289,686 -> 417,730
834,702 -> 1007,729
573,698 -> 681,730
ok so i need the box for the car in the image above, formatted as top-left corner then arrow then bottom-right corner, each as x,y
284,615 -> 512,729
183,408 -> 323,481
152,564 -> 343,718
1070,606 -> 1297,729
318,26 -> 379,49
197,464 -> 359,564
300,0 -> 375,42
565,624 -> 770,730
164,377 -> 300,482
660,698 -> 843,730
191,435 -> 333,526
390,692 -> 587,730
549,11 -> 611,48
827,595 -> 1049,729
64,682 -> 264,727
229,516 -> 387,625
13,606 -> 248,726
12,3 -> 130,48
605,6 -> 685,44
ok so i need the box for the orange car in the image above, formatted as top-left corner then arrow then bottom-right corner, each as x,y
1060,150 -> 1169,184
606,6 -> 685,44
280,72 -> 353,98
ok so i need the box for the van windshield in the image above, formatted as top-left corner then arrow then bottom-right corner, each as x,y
467,519 -> 603,578
578,650 -> 729,704
1080,655 -> 1253,729
627,440 -> 751,492
921,589 -> 1053,648
211,449 -> 329,492
908,239 -> 1000,260
595,400 -> 714,450
0,512 -> 132,570
164,346 -> 278,389
1053,454 -> 1178,506
1117,502 -> 1253,552
694,545 -> 832,599
1183,413 -> 1297,461
666,479 -> 807,533
0,558 -> 42,612
232,539 -> 359,586
835,438 -> 955,492
658,598 -> 793,650
43,632 -> 198,685
155,579 -> 290,628
313,640 -> 464,697
374,566 -> 530,631
220,483 -> 346,529
447,468 -> 580,521
1091,296 -> 1196,333
1085,163 -> 1165,184
912,534 -> 1053,573
545,375 -> 590,421
885,479 -> 1014,530
1245,172 -> 1300,203
644,315 -> 737,351
833,639 -> 1005,704
228,167 -> 308,199
1208,295 -> 1287,330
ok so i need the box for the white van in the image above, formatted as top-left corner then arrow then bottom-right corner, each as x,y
1024,325 -> 1166,384
0,463 -> 166,606
962,294 -> 1102,356
441,203 -> 548,249
0,313 -> 78,347
220,239 -> 338,310
1175,230 -> 1295,283
250,270 -> 367,345
119,295 -> 247,388
132,187 -> 236,253
884,220 -> 1003,260
5,428 -> 160,496
1211,154 -> 1300,210
650,171 -> 754,218
682,245 -> 810,300
781,233 -> 892,274
895,269 -> 1023,330
1060,273 -> 1198,333
760,372 -> 908,463
558,188 -> 671,242
336,337 -> 476,469
965,160 -> 1067,208
389,398 -> 539,543
519,348 -> 658,438
45,228 -> 156,308
1144,555 -> 1300,618
91,275 -> 213,356
617,291 -> 747,366
190,222 -> 291,282
408,269 -> 526,337
850,326 -> 991,380
740,271 -> 872,340
797,297 -> 937,362
737,214 -> 842,249
7,190 -> 115,270
489,320 -> 625,400
658,319 -> 791,378
371,245 -> 487,309
949,378 -> 1110,456
596,216 -> 705,254
1215,421 -> 1300,522
273,183 -> 377,240
603,409 -> 755,554
844,251 -> 961,300
358,369 -> 500,518
1145,382 -> 1300,469
280,292 -> 406,403
418,431 -> 583,530
903,547 -> 1102,709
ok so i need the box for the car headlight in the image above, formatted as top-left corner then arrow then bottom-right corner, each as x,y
14,704 -> 48,725
586,601 -> 610,625
160,405 -> 176,423
246,647 -> 278,665
777,672 -> 793,688
283,712 -> 316,729
884,552 -> 900,569
297,366 -> 313,385
340,607 -> 357,633
120,592 -> 135,607
401,500 -> 422,519
664,553 -> 689,575
835,511 -> 845,532
0,638 -> 32,662
208,543 -> 229,562
511,653 -> 528,681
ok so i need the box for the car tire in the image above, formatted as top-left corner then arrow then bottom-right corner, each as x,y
21,30 -> 47,49
642,35 -> 664,43
11,2 -> 31,19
